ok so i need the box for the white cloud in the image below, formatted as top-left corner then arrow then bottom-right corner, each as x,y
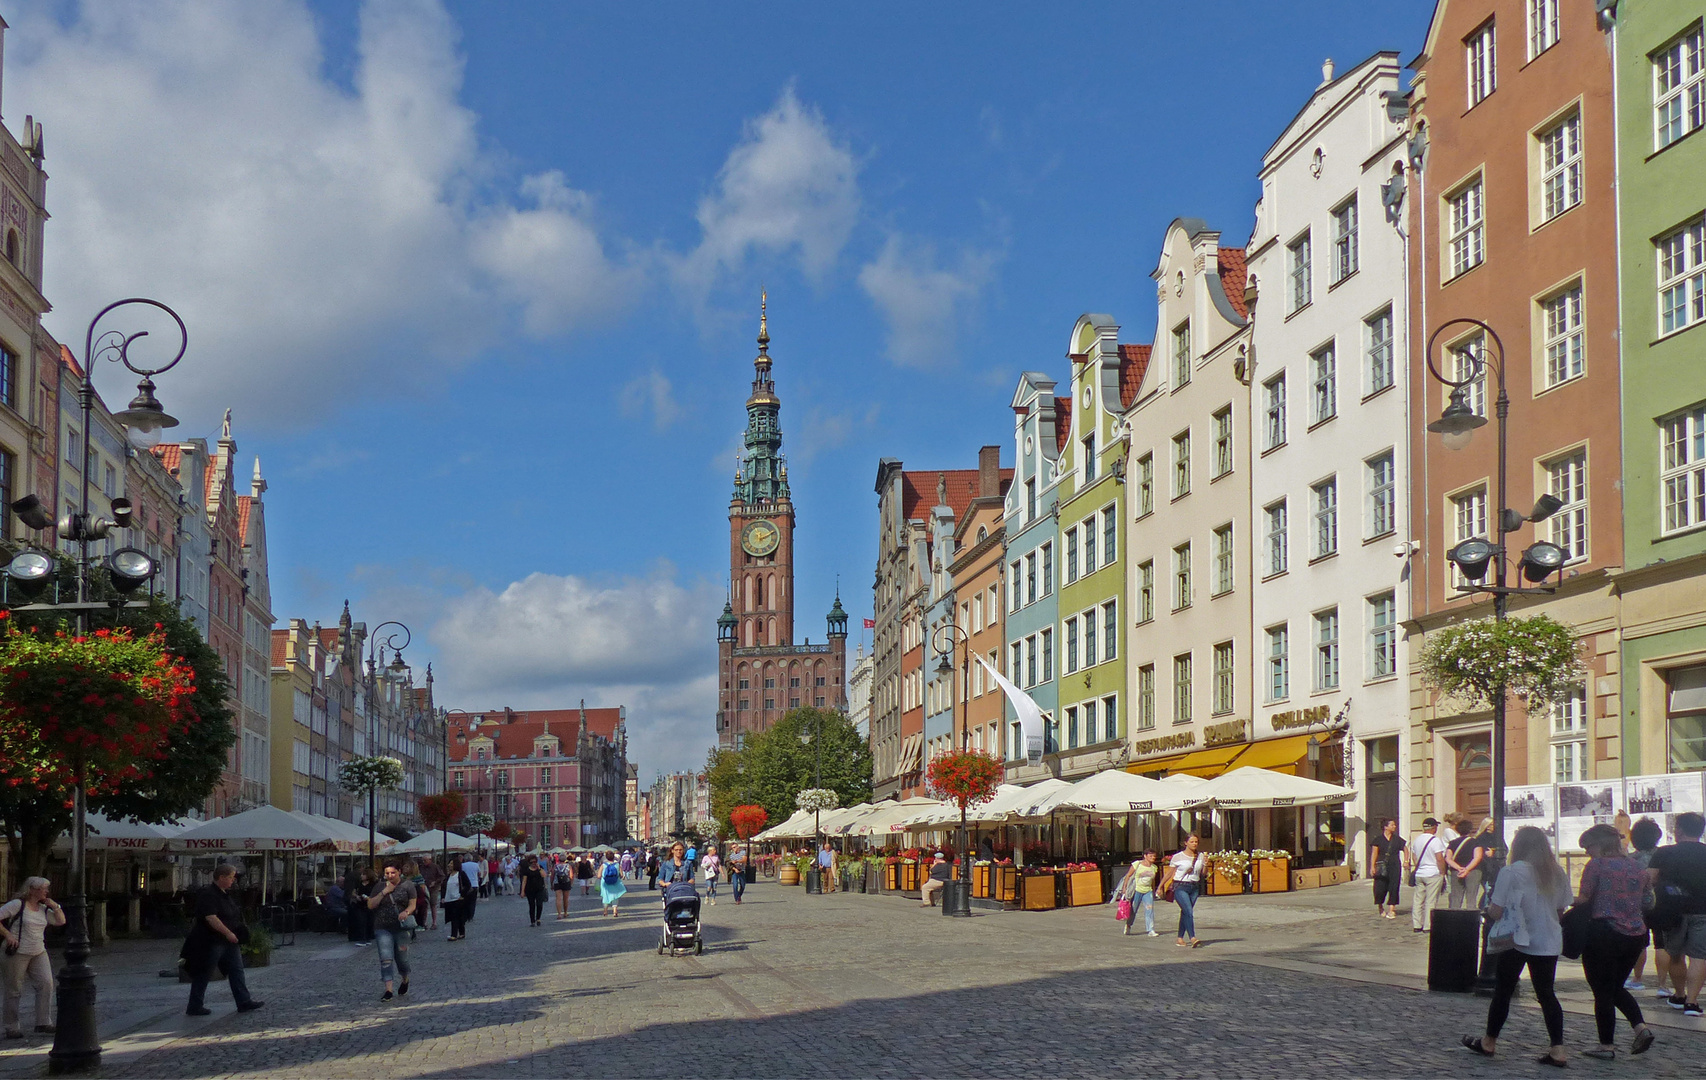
8,0 -> 637,429
619,369 -> 680,430
858,235 -> 998,367
674,87 -> 860,299
423,568 -> 722,775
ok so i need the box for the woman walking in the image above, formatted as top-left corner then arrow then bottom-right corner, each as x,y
730,847 -> 748,905
520,856 -> 549,927
346,867 -> 376,945
1626,817 -> 1670,998
658,842 -> 693,889
441,859 -> 471,941
552,855 -> 574,920
1461,825 -> 1572,1066
1165,835 -> 1207,948
365,865 -> 416,1002
2,877 -> 65,1038
1111,851 -> 1160,936
1574,824 -> 1656,1059
702,849 -> 722,906
599,852 -> 628,916
1447,817 -> 1495,910
577,855 -> 595,897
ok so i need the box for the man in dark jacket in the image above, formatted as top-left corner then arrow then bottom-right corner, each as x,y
183,865 -> 263,1016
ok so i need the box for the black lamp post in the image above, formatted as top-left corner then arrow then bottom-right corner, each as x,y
932,622 -> 973,917
23,300 -> 183,1075
442,709 -> 472,875
797,713 -> 825,847
1424,318 -> 1566,992
361,621 -> 411,869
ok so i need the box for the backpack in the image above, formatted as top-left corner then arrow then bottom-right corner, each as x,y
603,861 -> 620,884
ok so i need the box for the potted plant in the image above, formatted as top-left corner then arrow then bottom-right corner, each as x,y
1249,849 -> 1290,893
1206,850 -> 1250,896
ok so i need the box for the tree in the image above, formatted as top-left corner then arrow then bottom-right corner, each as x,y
0,598 -> 235,879
418,791 -> 466,833
706,707 -> 872,835
488,819 -> 512,842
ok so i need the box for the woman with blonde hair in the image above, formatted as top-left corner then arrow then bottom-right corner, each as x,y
1462,825 -> 1572,1066
1447,816 -> 1495,910
2,877 -> 65,1037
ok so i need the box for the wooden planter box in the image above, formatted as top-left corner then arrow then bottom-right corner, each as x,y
1204,865 -> 1247,896
1067,870 -> 1103,907
993,866 -> 1019,903
899,862 -> 920,892
1291,864 -> 1350,890
1251,857 -> 1290,894
1021,873 -> 1057,910
972,864 -> 992,899
884,863 -> 901,891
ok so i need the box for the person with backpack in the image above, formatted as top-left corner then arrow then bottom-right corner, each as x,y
702,849 -> 722,905
646,851 -> 660,890
1647,810 -> 1706,1017
552,855 -> 574,920
599,851 -> 628,916
1461,825 -> 1571,1066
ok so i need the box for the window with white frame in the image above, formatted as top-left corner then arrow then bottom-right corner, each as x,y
1137,665 -> 1156,730
1658,214 -> 1705,336
1083,608 -> 1097,667
1009,561 -> 1023,610
1065,617 -> 1078,675
1212,642 -> 1235,715
1081,699 -> 1096,745
1065,531 -> 1078,584
1172,321 -> 1192,387
1539,112 -> 1582,223
1314,608 -> 1341,691
1137,560 -> 1154,623
1265,500 -> 1288,576
1083,515 -> 1098,574
1026,636 -> 1038,687
1173,653 -> 1193,724
1172,431 -> 1191,497
1542,283 -> 1585,387
1102,601 -> 1118,663
1267,625 -> 1290,702
1654,26 -> 1704,150
1313,477 -> 1338,558
1662,405 -> 1706,534
1467,21 -> 1497,106
1082,433 -> 1097,482
1366,306 -> 1394,394
1331,198 -> 1358,283
1527,0 -> 1558,61
1448,178 -> 1486,277
1172,543 -> 1192,610
1289,232 -> 1312,312
1040,542 -> 1053,596
1452,486 -> 1489,588
1546,450 -> 1588,563
1311,342 -> 1337,424
1212,407 -> 1233,477
1551,685 -> 1588,782
1026,552 -> 1037,605
1452,334 -> 1489,415
1102,506 -> 1118,567
1265,374 -> 1287,449
1212,524 -> 1234,596
1369,591 -> 1398,680
1136,454 -> 1153,516
1367,451 -> 1396,538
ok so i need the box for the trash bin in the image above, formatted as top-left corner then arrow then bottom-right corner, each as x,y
1428,908 -> 1481,992
941,879 -> 971,917
804,868 -> 822,894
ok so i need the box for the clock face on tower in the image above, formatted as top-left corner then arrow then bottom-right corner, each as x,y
741,519 -> 780,557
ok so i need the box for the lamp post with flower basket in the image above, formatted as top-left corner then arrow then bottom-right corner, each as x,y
730,804 -> 767,884
339,756 -> 405,870
926,749 -> 1004,916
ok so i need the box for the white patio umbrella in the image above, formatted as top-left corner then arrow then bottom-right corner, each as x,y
389,829 -> 476,854
964,779 -> 1072,823
296,813 -> 396,855
1190,766 -> 1355,809
1028,770 -> 1205,816
167,806 -> 345,854
754,809 -> 813,841
52,813 -> 179,853
842,796 -> 939,837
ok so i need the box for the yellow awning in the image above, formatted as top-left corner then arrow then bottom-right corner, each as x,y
1127,752 -> 1192,776
1227,733 -> 1316,775
1129,744 -> 1245,778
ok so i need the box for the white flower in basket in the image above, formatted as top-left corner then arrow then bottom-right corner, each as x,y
795,788 -> 840,814
462,812 -> 496,836
338,755 -> 405,793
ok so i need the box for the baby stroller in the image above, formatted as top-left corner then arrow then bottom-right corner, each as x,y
657,881 -> 702,956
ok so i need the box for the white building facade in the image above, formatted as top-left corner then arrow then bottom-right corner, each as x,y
1246,54 -> 1413,867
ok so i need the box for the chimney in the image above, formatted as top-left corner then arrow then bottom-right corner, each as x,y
978,445 -> 1001,497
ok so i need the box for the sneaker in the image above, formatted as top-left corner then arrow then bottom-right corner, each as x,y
397,982 -> 408,997
236,1002 -> 264,1013
1624,979 -> 1645,991
1146,930 -> 1159,937
1684,1002 -> 1704,1018
186,1007 -> 212,1017
1122,925 -> 1130,936
1668,995 -> 1688,1010
1654,987 -> 1675,998
381,990 -> 394,1002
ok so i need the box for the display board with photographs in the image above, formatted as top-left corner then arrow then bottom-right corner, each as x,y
1502,785 -> 1555,845
1621,772 -> 1706,846
1556,782 -> 1617,853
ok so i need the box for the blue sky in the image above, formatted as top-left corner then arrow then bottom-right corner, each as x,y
6,0 -> 1431,778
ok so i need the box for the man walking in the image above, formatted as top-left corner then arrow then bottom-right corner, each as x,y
1407,817 -> 1448,933
818,842 -> 837,893
1648,810 -> 1706,1016
183,865 -> 263,1017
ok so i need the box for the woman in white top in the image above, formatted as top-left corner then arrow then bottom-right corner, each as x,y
2,877 -> 66,1037
1462,825 -> 1571,1067
1165,834 -> 1208,948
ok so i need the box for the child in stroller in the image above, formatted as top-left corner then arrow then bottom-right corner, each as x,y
657,880 -> 702,956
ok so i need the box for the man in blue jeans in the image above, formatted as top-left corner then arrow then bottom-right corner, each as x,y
184,865 -> 263,1016
730,850 -> 748,905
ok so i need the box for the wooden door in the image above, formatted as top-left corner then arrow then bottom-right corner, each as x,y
1452,734 -> 1492,819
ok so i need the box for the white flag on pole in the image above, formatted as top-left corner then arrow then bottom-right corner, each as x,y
976,654 -> 1047,765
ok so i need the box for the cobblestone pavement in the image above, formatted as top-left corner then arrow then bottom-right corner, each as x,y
8,881 -> 1703,1078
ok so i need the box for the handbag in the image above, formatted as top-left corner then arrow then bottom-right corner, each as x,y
1,905 -> 18,957
1486,904 -> 1521,953
1115,898 -> 1133,922
1560,904 -> 1592,960
1157,866 -> 1177,904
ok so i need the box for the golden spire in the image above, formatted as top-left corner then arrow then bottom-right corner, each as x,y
757,288 -> 769,348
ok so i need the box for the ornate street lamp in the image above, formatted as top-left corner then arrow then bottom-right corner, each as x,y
362,621 -> 411,867
931,622 -> 973,917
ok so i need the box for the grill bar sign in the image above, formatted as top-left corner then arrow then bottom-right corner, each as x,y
1271,704 -> 1332,732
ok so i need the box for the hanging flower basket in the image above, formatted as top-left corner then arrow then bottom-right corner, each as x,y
730,804 -> 768,840
338,755 -> 404,794
795,788 -> 840,814
925,750 -> 1004,814
1420,613 -> 1585,709
461,812 -> 495,836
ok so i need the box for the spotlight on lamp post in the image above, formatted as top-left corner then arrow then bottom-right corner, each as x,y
5,548 -> 56,602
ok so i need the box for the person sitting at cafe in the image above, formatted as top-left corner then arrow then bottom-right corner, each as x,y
919,853 -> 952,908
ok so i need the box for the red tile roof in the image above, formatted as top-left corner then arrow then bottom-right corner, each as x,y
1054,397 -> 1073,453
271,629 -> 290,666
1117,344 -> 1152,409
236,495 -> 254,541
899,468 -> 1009,524
60,344 -> 84,379
152,445 -> 183,474
448,708 -> 624,762
1218,247 -> 1249,320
